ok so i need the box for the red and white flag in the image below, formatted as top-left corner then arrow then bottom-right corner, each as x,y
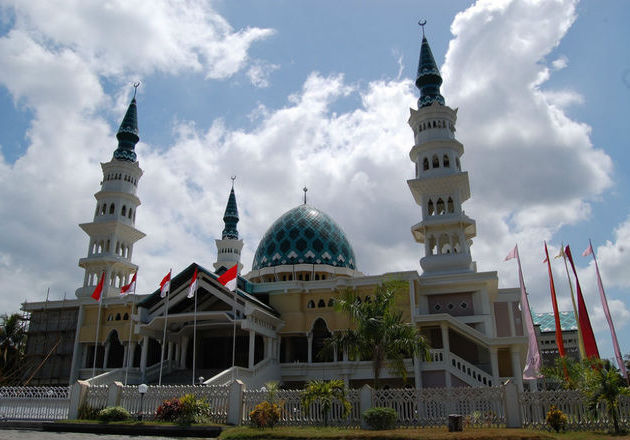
91,272 -> 105,301
504,246 -> 518,261
187,268 -> 198,299
160,270 -> 171,298
120,272 -> 137,296
217,264 -> 238,291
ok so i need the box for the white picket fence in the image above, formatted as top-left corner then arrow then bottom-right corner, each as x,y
520,390 -> 630,431
0,386 -> 70,420
242,388 -> 361,426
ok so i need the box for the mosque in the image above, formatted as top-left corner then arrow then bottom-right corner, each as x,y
21,31 -> 530,389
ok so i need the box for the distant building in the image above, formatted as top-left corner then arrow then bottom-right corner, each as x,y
532,311 -> 580,366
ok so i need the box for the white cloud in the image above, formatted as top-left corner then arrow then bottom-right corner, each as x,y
247,60 -> 280,88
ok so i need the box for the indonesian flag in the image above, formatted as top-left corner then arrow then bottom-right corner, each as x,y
504,246 -> 518,261
217,264 -> 238,291
160,270 -> 171,298
91,272 -> 105,301
187,268 -> 198,299
582,242 -> 594,257
120,272 -> 137,296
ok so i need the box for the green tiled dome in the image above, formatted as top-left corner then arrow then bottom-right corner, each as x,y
252,204 -> 357,271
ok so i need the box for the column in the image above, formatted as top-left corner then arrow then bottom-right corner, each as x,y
510,346 -> 524,391
167,341 -> 173,361
413,354 -> 423,389
263,336 -> 269,360
307,332 -> 313,364
248,329 -> 255,369
180,336 -> 189,369
490,347 -> 499,386
343,347 -> 349,362
129,341 -> 137,368
140,336 -> 149,376
69,305 -> 86,382
122,343 -> 129,369
441,323 -> 451,387
103,342 -> 111,369
81,344 -> 88,368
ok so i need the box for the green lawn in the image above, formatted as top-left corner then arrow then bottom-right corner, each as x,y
220,426 -> 630,440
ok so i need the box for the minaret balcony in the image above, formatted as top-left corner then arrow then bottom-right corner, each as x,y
420,252 -> 474,274
407,173 -> 471,205
411,213 -> 476,243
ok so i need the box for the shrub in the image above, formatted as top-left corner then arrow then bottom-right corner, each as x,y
77,402 -> 101,420
546,405 -> 568,432
155,397 -> 183,422
249,401 -> 282,428
178,394 -> 212,425
98,406 -> 131,422
363,406 -> 397,430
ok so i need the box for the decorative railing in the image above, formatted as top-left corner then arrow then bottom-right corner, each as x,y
448,352 -> 494,387
0,386 -> 70,421
242,388 -> 361,426
372,386 -> 505,427
84,384 -> 109,411
204,357 -> 277,388
520,390 -> 630,431
119,384 -> 230,423
429,349 -> 444,363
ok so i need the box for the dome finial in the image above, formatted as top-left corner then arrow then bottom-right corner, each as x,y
231,175 -> 236,189
221,181 -> 239,240
303,186 -> 308,205
113,83 -> 140,162
418,19 -> 426,37
132,81 -> 141,99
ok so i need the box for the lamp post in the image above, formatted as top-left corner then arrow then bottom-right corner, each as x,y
138,383 -> 148,421
198,376 -> 204,385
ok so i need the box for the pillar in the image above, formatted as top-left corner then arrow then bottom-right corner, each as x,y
510,346 -> 524,391
140,336 -> 149,376
103,342 -> 111,369
122,343 -> 129,369
307,332 -> 313,364
167,341 -> 173,361
81,344 -> 88,369
248,330 -> 255,369
180,336 -> 189,369
263,336 -> 269,359
129,341 -> 137,368
69,305 -> 85,383
414,354 -> 423,389
490,347 -> 499,386
441,323 -> 451,387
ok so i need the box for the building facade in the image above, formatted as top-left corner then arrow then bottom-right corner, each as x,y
23,30 -> 531,389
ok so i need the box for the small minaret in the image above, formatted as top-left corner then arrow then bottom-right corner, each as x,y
407,23 -> 476,274
75,85 -> 146,298
214,177 -> 244,273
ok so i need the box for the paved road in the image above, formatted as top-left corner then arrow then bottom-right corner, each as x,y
0,430 -> 210,440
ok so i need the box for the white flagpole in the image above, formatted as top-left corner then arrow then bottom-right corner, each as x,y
559,244 -> 586,360
231,288 -> 237,380
92,276 -> 104,378
192,278 -> 198,385
124,273 -> 136,386
158,269 -> 171,386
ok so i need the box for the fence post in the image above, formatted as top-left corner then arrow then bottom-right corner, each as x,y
503,382 -> 522,428
68,380 -> 90,419
106,381 -> 124,407
359,384 -> 373,429
227,380 -> 245,425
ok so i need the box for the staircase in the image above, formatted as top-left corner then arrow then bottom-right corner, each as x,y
156,368 -> 223,385
426,349 -> 495,387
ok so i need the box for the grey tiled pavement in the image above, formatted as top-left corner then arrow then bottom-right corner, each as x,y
0,430 -> 209,440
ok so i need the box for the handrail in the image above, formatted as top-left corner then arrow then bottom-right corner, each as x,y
447,351 -> 494,387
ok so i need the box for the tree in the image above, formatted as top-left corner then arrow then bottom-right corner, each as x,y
584,362 -> 629,434
0,313 -> 27,384
301,379 -> 351,426
323,281 -> 430,389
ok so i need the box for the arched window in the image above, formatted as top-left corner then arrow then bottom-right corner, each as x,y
107,314 -> 113,321
115,313 -> 121,321
311,318 -> 332,362
123,313 -> 129,320
453,234 -> 461,253
428,199 -> 435,216
436,198 -> 445,215
432,155 -> 439,168
109,204 -> 115,214
307,300 -> 315,309
327,298 -> 335,307
128,208 -> 133,219
443,154 -> 450,168
317,299 -> 326,308
447,197 -> 454,213
439,234 -> 451,254
315,274 -> 320,280
423,157 -> 429,171
121,206 -> 126,216
428,236 -> 437,255
456,157 -> 461,170
101,204 -> 107,215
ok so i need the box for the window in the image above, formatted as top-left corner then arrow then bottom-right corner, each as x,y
443,155 -> 450,168
317,299 -> 326,308
327,298 -> 335,307
307,300 -> 315,309
109,204 -> 115,214
432,155 -> 439,168
423,157 -> 429,170
121,205 -> 126,216
101,204 -> 107,215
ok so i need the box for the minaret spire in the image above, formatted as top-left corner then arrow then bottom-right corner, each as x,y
113,83 -> 140,162
415,22 -> 445,109
215,179 -> 244,273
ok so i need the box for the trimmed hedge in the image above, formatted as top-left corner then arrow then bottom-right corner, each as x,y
362,407 -> 397,430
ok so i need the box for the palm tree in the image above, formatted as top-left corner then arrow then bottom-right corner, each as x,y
322,280 -> 430,389
584,362 -> 629,434
0,313 -> 27,383
301,379 -> 351,426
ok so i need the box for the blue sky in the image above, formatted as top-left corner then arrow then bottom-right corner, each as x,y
0,0 -> 629,364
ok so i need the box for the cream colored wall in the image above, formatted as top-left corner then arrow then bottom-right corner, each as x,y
78,303 -> 140,343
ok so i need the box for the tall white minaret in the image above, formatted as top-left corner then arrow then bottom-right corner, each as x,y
407,26 -> 476,274
75,86 -> 146,298
214,178 -> 244,273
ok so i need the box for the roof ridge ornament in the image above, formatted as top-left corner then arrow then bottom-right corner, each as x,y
418,19 -> 426,37
231,175 -> 236,189
303,186 -> 308,205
